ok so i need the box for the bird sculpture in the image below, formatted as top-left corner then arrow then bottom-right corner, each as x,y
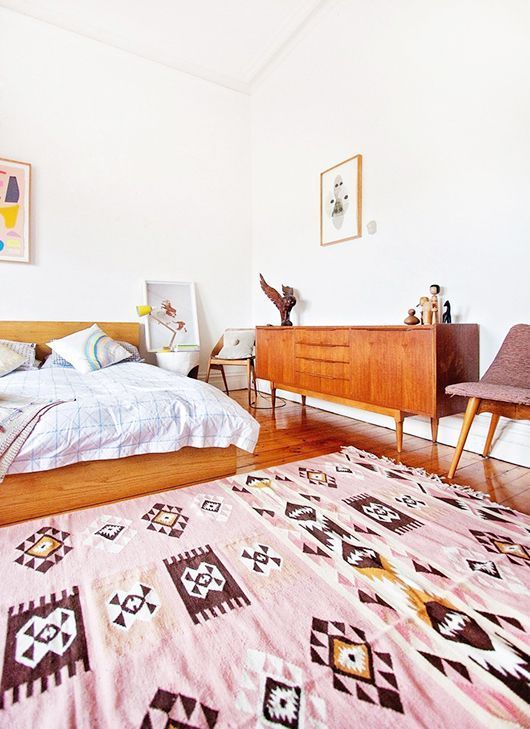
259,274 -> 297,326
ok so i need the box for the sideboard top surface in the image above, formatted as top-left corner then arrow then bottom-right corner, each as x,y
256,324 -> 478,331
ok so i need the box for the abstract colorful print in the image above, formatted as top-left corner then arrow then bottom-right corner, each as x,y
0,446 -> 529,727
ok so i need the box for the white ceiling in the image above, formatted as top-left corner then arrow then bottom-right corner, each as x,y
0,0 -> 329,92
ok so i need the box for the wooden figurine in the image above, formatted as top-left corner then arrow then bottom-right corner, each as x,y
404,308 -> 420,325
443,300 -> 452,323
430,284 -> 441,324
259,274 -> 297,326
418,296 -> 432,325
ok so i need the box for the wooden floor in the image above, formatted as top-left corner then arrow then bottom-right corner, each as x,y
231,390 -> 530,514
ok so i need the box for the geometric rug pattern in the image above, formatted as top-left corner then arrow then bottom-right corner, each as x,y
0,446 -> 529,726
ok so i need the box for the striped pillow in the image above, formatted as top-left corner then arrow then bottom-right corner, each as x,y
0,339 -> 38,370
48,325 -> 131,374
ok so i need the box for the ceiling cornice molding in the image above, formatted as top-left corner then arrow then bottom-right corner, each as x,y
0,5 -> 251,93
0,0 -> 336,95
243,0 -> 329,83
246,0 -> 334,89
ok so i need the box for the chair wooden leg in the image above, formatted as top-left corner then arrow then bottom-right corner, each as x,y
205,360 -> 212,384
251,361 -> 257,400
246,360 -> 252,407
395,412 -> 404,453
220,366 -> 229,395
301,395 -> 306,407
430,417 -> 439,444
271,384 -> 276,413
448,397 -> 481,479
483,413 -> 500,458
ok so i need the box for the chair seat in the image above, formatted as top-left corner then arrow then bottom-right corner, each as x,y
211,356 -> 254,365
446,381 -> 530,405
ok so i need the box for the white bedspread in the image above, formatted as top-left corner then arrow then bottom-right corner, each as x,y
0,363 -> 259,474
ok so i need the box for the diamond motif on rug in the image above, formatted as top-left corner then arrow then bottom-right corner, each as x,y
193,493 -> 232,522
470,530 -> 530,566
142,503 -> 189,538
263,676 -> 301,728
236,648 -> 326,728
299,467 -> 337,487
181,562 -> 226,600
343,494 -> 423,534
310,617 -> 404,713
240,543 -> 283,576
81,515 -> 136,553
395,494 -> 426,510
15,527 -> 72,573
107,582 -> 160,631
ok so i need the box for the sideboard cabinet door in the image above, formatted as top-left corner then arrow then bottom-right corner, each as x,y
350,329 -> 434,415
256,328 -> 295,386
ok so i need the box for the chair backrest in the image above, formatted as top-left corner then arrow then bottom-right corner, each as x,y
210,328 -> 255,357
482,324 -> 530,388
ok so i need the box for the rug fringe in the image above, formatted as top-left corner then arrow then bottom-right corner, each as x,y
340,445 -> 492,502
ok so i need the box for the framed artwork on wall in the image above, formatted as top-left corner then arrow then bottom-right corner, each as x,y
0,158 -> 31,263
143,281 -> 199,352
320,154 -> 362,246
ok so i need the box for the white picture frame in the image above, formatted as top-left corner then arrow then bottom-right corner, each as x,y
144,280 -> 199,352
320,154 -> 362,246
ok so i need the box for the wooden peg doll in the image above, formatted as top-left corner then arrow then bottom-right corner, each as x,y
430,284 -> 441,324
418,296 -> 432,325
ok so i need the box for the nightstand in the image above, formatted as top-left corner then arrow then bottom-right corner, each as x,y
155,350 -> 200,378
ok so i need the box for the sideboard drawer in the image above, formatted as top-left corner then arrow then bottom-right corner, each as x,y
294,343 -> 350,363
296,357 -> 350,379
295,329 -> 349,347
298,372 -> 351,398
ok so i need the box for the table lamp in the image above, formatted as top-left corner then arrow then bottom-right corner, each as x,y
136,304 -> 186,351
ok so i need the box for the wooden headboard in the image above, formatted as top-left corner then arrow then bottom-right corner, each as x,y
0,321 -> 140,360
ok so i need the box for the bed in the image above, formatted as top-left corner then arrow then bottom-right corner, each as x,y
0,321 -> 259,526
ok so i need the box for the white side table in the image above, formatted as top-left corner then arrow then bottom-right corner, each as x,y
155,351 -> 200,378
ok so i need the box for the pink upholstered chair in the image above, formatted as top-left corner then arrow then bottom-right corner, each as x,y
446,324 -> 530,478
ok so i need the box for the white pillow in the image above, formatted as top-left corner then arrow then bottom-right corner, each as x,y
0,343 -> 27,377
49,324 -> 130,374
217,330 -> 255,359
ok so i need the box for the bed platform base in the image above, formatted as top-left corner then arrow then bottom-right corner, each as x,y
0,446 -> 237,527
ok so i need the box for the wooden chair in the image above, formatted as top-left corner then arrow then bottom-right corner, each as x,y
446,324 -> 530,478
205,329 -> 257,406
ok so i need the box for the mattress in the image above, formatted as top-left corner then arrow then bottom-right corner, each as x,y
0,362 -> 259,474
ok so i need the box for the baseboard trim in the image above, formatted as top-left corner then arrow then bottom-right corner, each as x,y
256,380 -> 530,468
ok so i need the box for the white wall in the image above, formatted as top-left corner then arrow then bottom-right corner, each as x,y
0,8 -> 252,378
1,3 -> 529,464
251,0 -> 530,465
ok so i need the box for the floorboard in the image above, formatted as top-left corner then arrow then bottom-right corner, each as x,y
230,390 -> 530,514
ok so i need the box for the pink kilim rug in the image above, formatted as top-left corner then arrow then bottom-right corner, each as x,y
0,446 -> 529,728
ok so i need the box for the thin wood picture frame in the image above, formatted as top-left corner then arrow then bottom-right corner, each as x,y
320,153 -> 362,247
0,157 -> 31,263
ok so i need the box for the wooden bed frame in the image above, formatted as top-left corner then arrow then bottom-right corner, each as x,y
0,321 -> 237,526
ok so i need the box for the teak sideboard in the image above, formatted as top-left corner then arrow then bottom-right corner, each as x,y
255,324 -> 479,452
